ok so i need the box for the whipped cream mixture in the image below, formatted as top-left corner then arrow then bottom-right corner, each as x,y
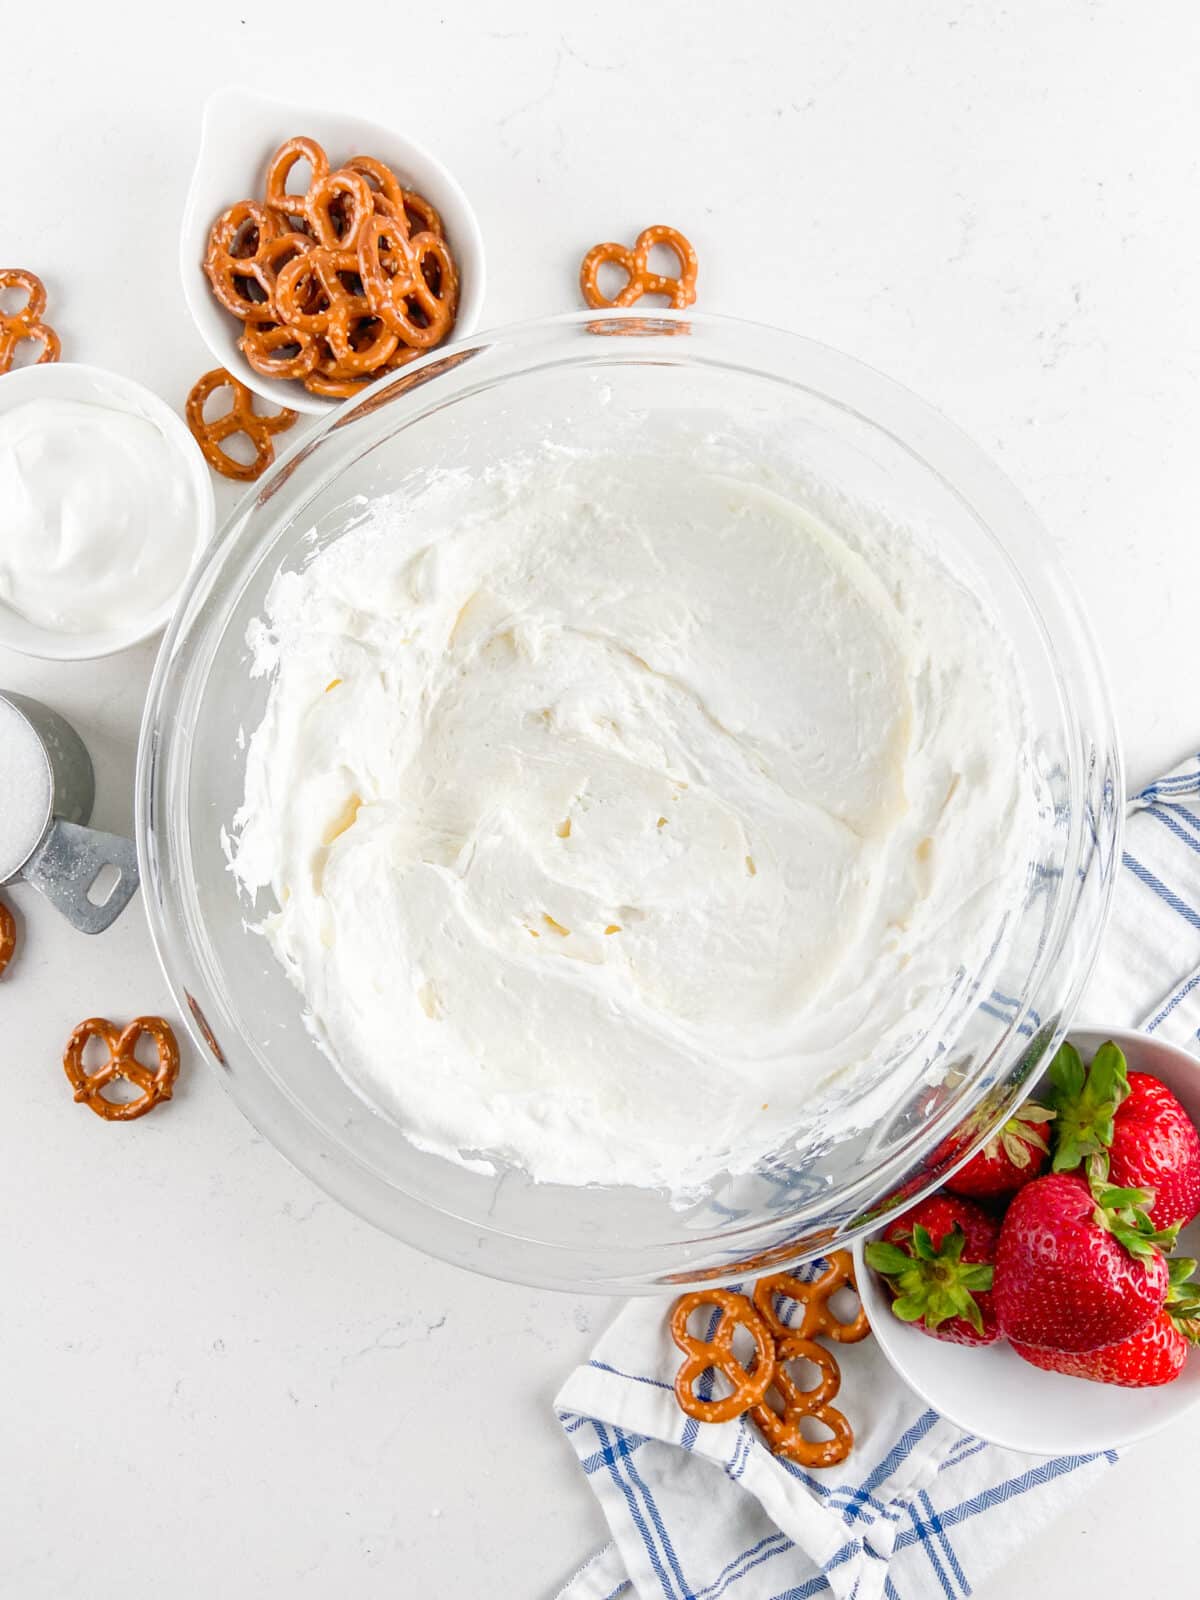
234,451 -> 1031,1190
0,398 -> 197,634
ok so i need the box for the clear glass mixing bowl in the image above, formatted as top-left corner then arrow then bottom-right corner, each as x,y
137,311 -> 1122,1293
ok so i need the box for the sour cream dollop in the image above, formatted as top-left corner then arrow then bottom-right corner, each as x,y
0,397 -> 197,634
233,450 -> 1033,1191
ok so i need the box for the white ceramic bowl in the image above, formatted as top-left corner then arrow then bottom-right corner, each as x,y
856,1025 -> 1200,1454
180,86 -> 487,416
0,363 -> 215,662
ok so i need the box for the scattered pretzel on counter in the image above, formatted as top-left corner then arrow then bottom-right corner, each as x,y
750,1335 -> 856,1469
63,1015 -> 181,1122
668,1250 -> 867,1468
579,225 -> 698,311
185,368 -> 297,481
0,897 -> 15,978
753,1253 -> 872,1345
670,1288 -> 776,1423
0,269 -> 61,375
201,135 -> 460,417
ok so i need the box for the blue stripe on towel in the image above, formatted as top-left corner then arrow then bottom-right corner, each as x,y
1123,850 -> 1200,932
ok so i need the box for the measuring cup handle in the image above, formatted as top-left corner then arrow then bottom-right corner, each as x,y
21,820 -> 140,934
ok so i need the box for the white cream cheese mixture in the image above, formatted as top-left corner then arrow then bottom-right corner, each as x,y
233,450 -> 1031,1190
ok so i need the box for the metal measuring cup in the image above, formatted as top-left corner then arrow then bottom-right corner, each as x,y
0,691 -> 139,934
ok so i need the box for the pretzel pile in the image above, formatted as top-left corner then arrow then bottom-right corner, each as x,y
669,1250 -> 869,1469
203,135 -> 459,404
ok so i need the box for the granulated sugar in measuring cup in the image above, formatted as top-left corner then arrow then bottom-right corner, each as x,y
0,692 -> 139,932
0,697 -> 53,875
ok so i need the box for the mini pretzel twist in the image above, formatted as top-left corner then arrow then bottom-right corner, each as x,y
0,268 -> 61,374
274,248 -> 371,338
579,225 -> 698,311
239,319 -> 321,382
298,343 -> 423,398
0,897 -> 15,977
749,1335 -> 856,1469
357,221 -> 458,350
752,1251 -> 871,1345
256,232 -> 317,318
357,214 -> 417,306
204,202 -> 286,321
273,245 -> 403,384
669,1288 -> 776,1423
185,368 -> 297,482
301,370 -> 377,400
330,305 -> 397,375
204,209 -> 315,324
306,169 -> 376,250
344,155 -> 408,218
321,315 -> 399,375
397,189 -> 445,240
264,136 -> 331,225
362,184 -> 447,241
63,1016 -> 180,1122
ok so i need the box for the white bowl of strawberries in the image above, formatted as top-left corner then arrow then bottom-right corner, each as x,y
855,1027 -> 1200,1454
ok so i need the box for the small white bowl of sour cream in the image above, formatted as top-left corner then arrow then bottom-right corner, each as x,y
0,363 -> 215,661
179,86 -> 487,416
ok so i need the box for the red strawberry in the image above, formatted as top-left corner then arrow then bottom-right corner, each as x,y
1047,1039 -> 1200,1228
1011,1258 -> 1200,1387
993,1171 -> 1174,1352
864,1194 -> 1000,1345
944,1101 -> 1055,1198
1108,1073 -> 1200,1229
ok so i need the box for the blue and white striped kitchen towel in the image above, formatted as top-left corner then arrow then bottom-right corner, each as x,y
555,753 -> 1200,1600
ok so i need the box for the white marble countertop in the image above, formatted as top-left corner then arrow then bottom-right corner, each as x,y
3,3 -> 1198,1594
